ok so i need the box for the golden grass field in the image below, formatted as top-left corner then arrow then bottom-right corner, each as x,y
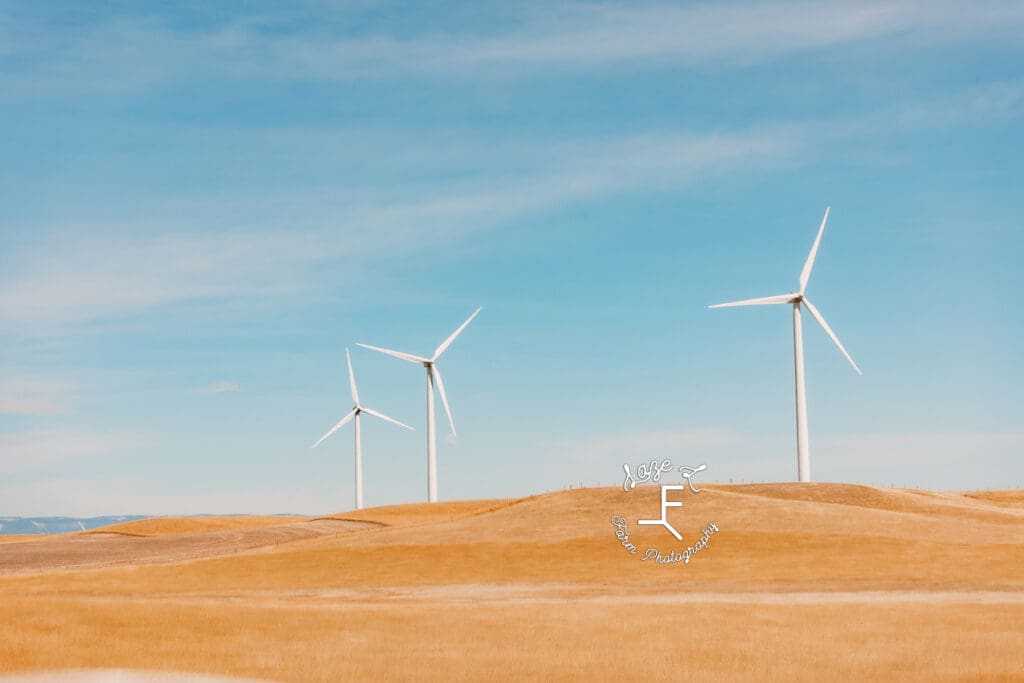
89,516 -> 310,537
1,483 -> 1023,681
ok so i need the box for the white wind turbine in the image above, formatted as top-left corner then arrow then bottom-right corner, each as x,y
312,348 -> 414,510
710,207 -> 861,483
358,307 -> 481,503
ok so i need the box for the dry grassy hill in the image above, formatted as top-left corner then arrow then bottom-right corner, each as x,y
0,536 -> 42,545
1,483 -> 1022,681
90,516 -> 310,537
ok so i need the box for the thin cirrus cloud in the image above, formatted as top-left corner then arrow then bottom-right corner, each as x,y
198,380 -> 240,394
446,1 -> 1024,70
0,229 -> 326,330
2,1 -> 1023,92
3,76 -> 1023,334
0,396 -> 66,415
0,125 -> 797,332
0,378 -> 72,415
0,428 -> 144,476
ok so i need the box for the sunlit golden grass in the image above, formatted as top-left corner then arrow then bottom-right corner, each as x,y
92,516 -> 309,537
0,535 -> 46,544
2,594 -> 1022,681
2,484 -> 1023,681
321,497 -> 520,528
966,489 -> 1024,507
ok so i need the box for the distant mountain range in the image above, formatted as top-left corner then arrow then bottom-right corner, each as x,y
0,516 -> 147,535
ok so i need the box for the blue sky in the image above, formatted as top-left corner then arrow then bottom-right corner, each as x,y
1,1 -> 1022,516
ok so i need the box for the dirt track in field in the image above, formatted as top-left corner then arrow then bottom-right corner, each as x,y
0,519 -> 380,575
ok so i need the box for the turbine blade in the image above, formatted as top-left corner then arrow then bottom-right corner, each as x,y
802,298 -> 862,375
346,348 -> 360,405
432,307 -> 482,361
361,406 -> 415,431
432,366 -> 457,437
709,293 -> 796,309
799,206 -> 830,294
356,343 -> 429,365
311,408 -> 357,448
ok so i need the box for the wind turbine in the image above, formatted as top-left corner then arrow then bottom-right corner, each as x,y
358,307 -> 481,503
311,348 -> 414,510
709,207 -> 861,483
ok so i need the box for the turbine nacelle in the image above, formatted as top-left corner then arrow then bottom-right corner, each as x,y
356,306 -> 481,440
356,307 -> 482,503
708,207 -> 861,484
708,207 -> 860,375
311,348 -> 414,450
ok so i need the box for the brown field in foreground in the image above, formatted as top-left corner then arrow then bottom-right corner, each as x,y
1,483 -> 1023,681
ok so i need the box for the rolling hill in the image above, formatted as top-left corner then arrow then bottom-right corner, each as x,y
1,483 -> 1022,681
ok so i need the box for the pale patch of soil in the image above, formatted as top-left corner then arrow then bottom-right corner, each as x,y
0,671 -> 274,682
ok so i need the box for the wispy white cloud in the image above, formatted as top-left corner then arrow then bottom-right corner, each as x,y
3,74 -> 1021,334
0,125 -> 798,331
3,1 -> 1023,91
885,80 -> 1024,130
0,229 -> 324,325
0,377 -> 73,415
199,380 -> 240,394
438,1 -> 985,70
0,428 -> 145,475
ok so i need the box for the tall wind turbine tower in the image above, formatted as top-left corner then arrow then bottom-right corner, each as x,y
312,348 -> 414,509
358,307 -> 481,503
710,207 -> 861,482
